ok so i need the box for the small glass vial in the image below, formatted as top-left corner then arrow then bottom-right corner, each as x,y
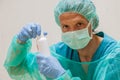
36,33 -> 50,56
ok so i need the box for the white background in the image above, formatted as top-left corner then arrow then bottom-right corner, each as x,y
0,0 -> 120,80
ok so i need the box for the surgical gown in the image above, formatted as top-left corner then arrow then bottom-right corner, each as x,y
4,32 -> 120,80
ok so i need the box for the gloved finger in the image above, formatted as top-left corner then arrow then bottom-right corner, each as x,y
25,24 -> 32,32
22,29 -> 31,38
43,32 -> 48,36
36,24 -> 41,36
17,32 -> 24,41
37,53 -> 46,60
41,67 -> 50,74
23,25 -> 33,38
31,24 -> 37,38
18,29 -> 30,42
39,65 -> 45,73
37,58 -> 46,65
39,64 -> 50,73
43,66 -> 51,73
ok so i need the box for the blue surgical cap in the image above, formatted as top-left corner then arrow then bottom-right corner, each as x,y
54,0 -> 99,30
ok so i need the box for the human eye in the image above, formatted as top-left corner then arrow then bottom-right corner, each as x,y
62,25 -> 69,29
61,24 -> 70,32
76,22 -> 85,29
76,22 -> 83,27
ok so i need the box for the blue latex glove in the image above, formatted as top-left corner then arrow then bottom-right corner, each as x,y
17,23 -> 41,42
36,54 -> 65,79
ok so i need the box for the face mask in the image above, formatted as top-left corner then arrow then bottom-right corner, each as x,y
61,22 -> 92,50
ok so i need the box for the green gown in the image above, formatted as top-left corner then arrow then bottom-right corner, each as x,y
4,32 -> 120,80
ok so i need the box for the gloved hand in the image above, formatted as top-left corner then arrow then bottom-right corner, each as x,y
17,23 -> 41,42
36,54 -> 65,79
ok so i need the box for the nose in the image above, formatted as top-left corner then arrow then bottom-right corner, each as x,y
69,26 -> 78,32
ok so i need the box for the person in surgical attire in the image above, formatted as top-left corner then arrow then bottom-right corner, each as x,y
4,0 -> 120,80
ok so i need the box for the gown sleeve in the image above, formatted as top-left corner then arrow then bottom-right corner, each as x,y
4,35 -> 45,80
94,41 -> 120,80
4,35 -> 82,80
105,44 -> 120,80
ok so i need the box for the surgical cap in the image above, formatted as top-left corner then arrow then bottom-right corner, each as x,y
54,0 -> 99,30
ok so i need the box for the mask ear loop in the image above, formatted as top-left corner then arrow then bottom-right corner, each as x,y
87,19 -> 93,38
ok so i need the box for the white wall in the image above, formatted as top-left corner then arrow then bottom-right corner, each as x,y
0,0 -> 120,80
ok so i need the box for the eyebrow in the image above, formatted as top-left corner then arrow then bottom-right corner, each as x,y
60,23 -> 69,26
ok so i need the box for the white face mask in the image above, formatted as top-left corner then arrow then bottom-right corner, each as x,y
61,22 -> 92,50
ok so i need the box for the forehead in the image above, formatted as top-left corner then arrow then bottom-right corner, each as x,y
59,12 -> 88,22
